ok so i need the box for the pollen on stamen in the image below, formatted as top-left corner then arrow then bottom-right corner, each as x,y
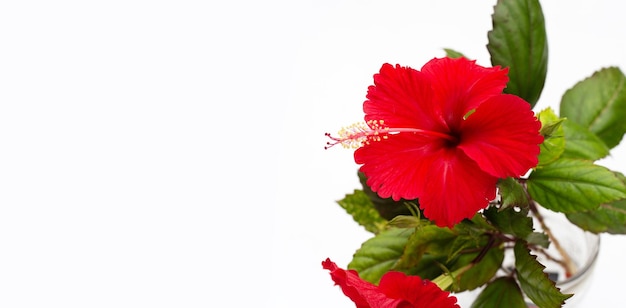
324,121 -> 388,150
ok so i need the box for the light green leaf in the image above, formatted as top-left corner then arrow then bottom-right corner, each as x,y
444,48 -> 466,59
560,67 -> 626,149
566,172 -> 626,234
561,120 -> 610,161
337,189 -> 387,234
527,158 -> 626,213
348,228 -> 414,283
388,215 -> 420,229
470,277 -> 526,308
487,0 -> 548,108
514,242 -> 572,308
567,199 -> 626,234
536,108 -> 565,166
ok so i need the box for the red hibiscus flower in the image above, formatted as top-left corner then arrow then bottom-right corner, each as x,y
327,57 -> 543,227
322,258 -> 459,308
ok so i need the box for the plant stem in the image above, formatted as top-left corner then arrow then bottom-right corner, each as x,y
529,202 -> 577,278
431,263 -> 473,290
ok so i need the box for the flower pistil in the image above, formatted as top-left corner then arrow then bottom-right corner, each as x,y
325,120 -> 458,149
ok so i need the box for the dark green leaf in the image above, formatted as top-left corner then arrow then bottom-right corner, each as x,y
404,254 -> 447,280
444,48 -> 466,59
447,235 -> 480,263
337,190 -> 387,234
536,108 -> 565,166
453,244 -> 504,291
561,120 -> 610,161
358,171 -> 414,220
497,177 -> 531,210
487,0 -> 548,107
560,67 -> 626,149
394,225 -> 456,271
447,215 -> 498,262
348,228 -> 414,283
484,206 -> 532,239
453,214 -> 497,238
526,232 -> 550,248
470,277 -> 526,308
514,242 -> 572,308
527,158 -> 626,213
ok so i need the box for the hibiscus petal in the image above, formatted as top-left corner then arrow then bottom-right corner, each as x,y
364,63 -> 446,131
418,148 -> 498,227
378,272 -> 460,308
322,258 -> 406,308
355,133 -> 445,201
420,57 -> 509,130
459,94 -> 543,178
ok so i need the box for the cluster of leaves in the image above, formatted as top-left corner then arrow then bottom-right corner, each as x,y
340,176 -> 575,307
336,0 -> 626,307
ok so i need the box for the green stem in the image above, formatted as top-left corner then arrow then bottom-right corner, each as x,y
431,263 -> 473,290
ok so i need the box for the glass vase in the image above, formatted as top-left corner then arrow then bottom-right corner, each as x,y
454,207 -> 601,307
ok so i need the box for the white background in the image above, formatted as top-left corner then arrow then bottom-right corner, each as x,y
0,1 -> 624,307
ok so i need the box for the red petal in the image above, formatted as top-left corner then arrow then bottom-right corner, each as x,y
322,259 -> 405,308
459,94 -> 543,178
378,272 -> 460,308
417,148 -> 498,227
355,133 -> 443,201
364,63 -> 446,131
356,133 -> 497,227
420,57 -> 509,130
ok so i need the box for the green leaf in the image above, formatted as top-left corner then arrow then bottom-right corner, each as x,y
404,254 -> 447,280
561,120 -> 610,161
538,108 -> 564,138
447,215 -> 497,262
348,228 -> 414,283
560,67 -> 626,149
526,232 -> 550,248
566,172 -> 626,234
394,225 -> 456,271
447,236 -> 478,263
527,158 -> 626,213
487,0 -> 548,107
536,108 -> 565,166
497,177 -> 530,210
453,244 -> 504,291
471,277 -> 526,308
444,48 -> 466,59
387,215 -> 421,229
566,199 -> 626,234
484,206 -> 532,239
337,190 -> 387,234
453,214 -> 497,237
514,242 -> 572,308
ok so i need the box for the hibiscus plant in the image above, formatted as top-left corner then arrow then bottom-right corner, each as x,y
323,0 -> 626,307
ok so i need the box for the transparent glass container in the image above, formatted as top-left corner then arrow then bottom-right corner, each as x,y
454,208 -> 600,307
525,207 -> 600,307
